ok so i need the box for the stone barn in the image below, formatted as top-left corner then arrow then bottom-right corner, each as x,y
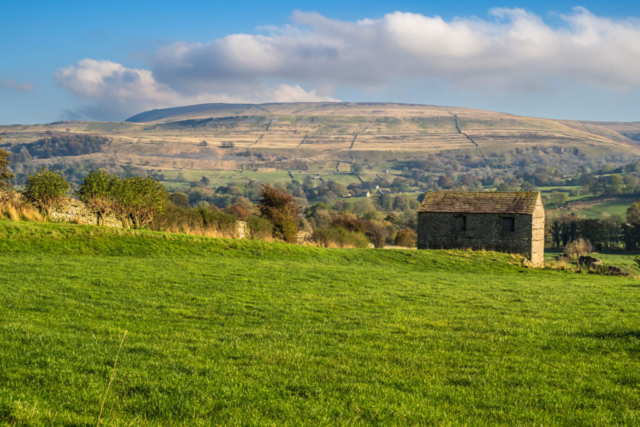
417,192 -> 545,266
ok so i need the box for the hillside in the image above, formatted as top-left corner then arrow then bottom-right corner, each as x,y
1,220 -> 639,425
1,103 -> 638,175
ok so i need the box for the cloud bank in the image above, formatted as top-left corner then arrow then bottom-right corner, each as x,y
1,78 -> 34,92
55,7 -> 640,120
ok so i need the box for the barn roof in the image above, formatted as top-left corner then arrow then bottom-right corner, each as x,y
419,191 -> 540,214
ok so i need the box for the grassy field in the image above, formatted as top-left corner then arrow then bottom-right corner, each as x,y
1,221 -> 639,425
579,199 -> 632,219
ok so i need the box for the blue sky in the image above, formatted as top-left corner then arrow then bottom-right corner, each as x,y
2,0 -> 640,124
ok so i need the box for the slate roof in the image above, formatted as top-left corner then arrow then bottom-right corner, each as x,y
419,191 -> 540,214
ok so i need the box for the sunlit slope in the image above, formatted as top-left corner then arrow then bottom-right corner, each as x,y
125,102 -> 639,155
1,103 -> 638,171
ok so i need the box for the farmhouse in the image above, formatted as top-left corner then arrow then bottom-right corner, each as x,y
417,191 -> 545,266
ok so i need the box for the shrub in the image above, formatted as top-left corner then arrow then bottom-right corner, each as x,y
366,220 -> 389,248
151,204 -> 237,237
312,227 -> 370,248
246,215 -> 274,240
197,207 -> 237,233
169,192 -> 190,209
564,238 -> 593,260
76,170 -> 118,226
395,228 -> 417,247
22,168 -> 70,215
258,184 -> 299,243
331,212 -> 366,233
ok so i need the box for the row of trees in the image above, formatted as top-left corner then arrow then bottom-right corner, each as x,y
11,168 -> 168,229
548,199 -> 640,251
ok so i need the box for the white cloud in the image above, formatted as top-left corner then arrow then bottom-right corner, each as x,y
1,78 -> 34,92
55,59 -> 336,120
55,7 -> 640,120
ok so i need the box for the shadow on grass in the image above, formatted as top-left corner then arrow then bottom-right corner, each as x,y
575,331 -> 640,340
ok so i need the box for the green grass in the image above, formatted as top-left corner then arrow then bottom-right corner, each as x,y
579,199 -> 632,219
546,249 -> 640,273
1,221 -> 639,425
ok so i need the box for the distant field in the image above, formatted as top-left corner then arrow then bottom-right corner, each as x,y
579,199 -> 632,218
1,221 -> 639,425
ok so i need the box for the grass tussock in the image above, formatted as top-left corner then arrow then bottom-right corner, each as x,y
0,195 -> 43,223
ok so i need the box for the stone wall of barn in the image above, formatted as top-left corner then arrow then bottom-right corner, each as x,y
418,211 -> 544,266
529,199 -> 545,267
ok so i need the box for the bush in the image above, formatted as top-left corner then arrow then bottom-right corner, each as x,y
366,220 -> 389,248
258,184 -> 299,243
564,238 -> 593,259
395,228 -> 417,247
169,192 -> 190,209
150,204 -> 237,237
246,215 -> 274,240
331,212 -> 366,233
22,168 -> 70,215
76,170 -> 118,225
312,227 -> 370,248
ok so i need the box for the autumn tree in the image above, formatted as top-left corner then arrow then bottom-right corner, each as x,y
258,184 -> 299,243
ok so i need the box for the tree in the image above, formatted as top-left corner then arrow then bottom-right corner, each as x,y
0,148 -> 14,192
258,184 -> 299,243
551,191 -> 568,207
113,176 -> 169,228
169,192 -> 190,209
438,175 -> 453,189
350,163 -> 364,175
606,174 -> 625,196
76,170 -> 118,225
22,168 -> 70,215
366,220 -> 388,248
624,174 -> 639,194
627,200 -> 640,224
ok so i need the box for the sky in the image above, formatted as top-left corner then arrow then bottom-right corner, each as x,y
2,0 -> 640,124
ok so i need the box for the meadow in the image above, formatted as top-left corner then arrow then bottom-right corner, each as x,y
0,221 -> 639,425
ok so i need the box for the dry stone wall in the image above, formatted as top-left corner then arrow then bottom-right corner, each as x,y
50,199 -> 122,227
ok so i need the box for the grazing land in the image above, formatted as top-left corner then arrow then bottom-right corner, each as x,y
1,221 -> 639,425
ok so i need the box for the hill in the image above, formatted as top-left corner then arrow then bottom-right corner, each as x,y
1,220 -> 639,425
2,103 -> 640,194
